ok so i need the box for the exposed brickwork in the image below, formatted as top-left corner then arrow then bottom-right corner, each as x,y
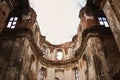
0,0 -> 120,80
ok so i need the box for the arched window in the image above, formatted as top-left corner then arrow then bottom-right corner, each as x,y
29,55 -> 35,71
71,45 -> 76,55
7,17 -> 18,29
42,49 -> 46,58
55,77 -> 59,80
40,67 -> 46,80
73,67 -> 79,80
98,17 -> 109,27
56,52 -> 63,60
75,69 -> 79,80
41,44 -> 48,58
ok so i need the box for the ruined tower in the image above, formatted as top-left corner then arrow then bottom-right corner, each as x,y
0,0 -> 120,80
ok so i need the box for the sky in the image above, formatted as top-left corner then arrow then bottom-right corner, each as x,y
29,0 -> 86,44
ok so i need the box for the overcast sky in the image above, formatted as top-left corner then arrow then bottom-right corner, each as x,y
29,0 -> 86,44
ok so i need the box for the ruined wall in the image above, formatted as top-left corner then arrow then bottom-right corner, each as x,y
38,26 -> 120,80
0,30 -> 41,80
76,27 -> 114,80
40,42 -> 78,61
102,0 -> 120,51
0,0 -> 42,79
102,32 -> 120,78
0,1 -> 10,32
76,1 -> 120,79
1,26 -> 118,80
0,0 -> 120,80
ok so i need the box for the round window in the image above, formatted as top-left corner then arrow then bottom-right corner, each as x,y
56,52 -> 63,60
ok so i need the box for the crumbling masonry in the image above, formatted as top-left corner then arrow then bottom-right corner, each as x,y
0,0 -> 120,80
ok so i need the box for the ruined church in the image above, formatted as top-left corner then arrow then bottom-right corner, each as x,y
0,0 -> 120,80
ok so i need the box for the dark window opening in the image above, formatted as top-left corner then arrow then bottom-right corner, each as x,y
29,55 -> 35,71
98,17 -> 109,27
2,11 -> 5,16
55,77 -> 59,80
7,17 -> 18,29
40,67 -> 46,80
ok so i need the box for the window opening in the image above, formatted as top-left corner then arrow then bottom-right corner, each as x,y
55,77 -> 59,80
42,49 -> 46,58
73,67 -> 79,80
7,17 -> 18,29
40,67 -> 46,80
75,69 -> 79,80
40,70 -> 44,80
56,52 -> 63,60
42,45 -> 48,58
98,17 -> 109,27
71,45 -> 76,55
